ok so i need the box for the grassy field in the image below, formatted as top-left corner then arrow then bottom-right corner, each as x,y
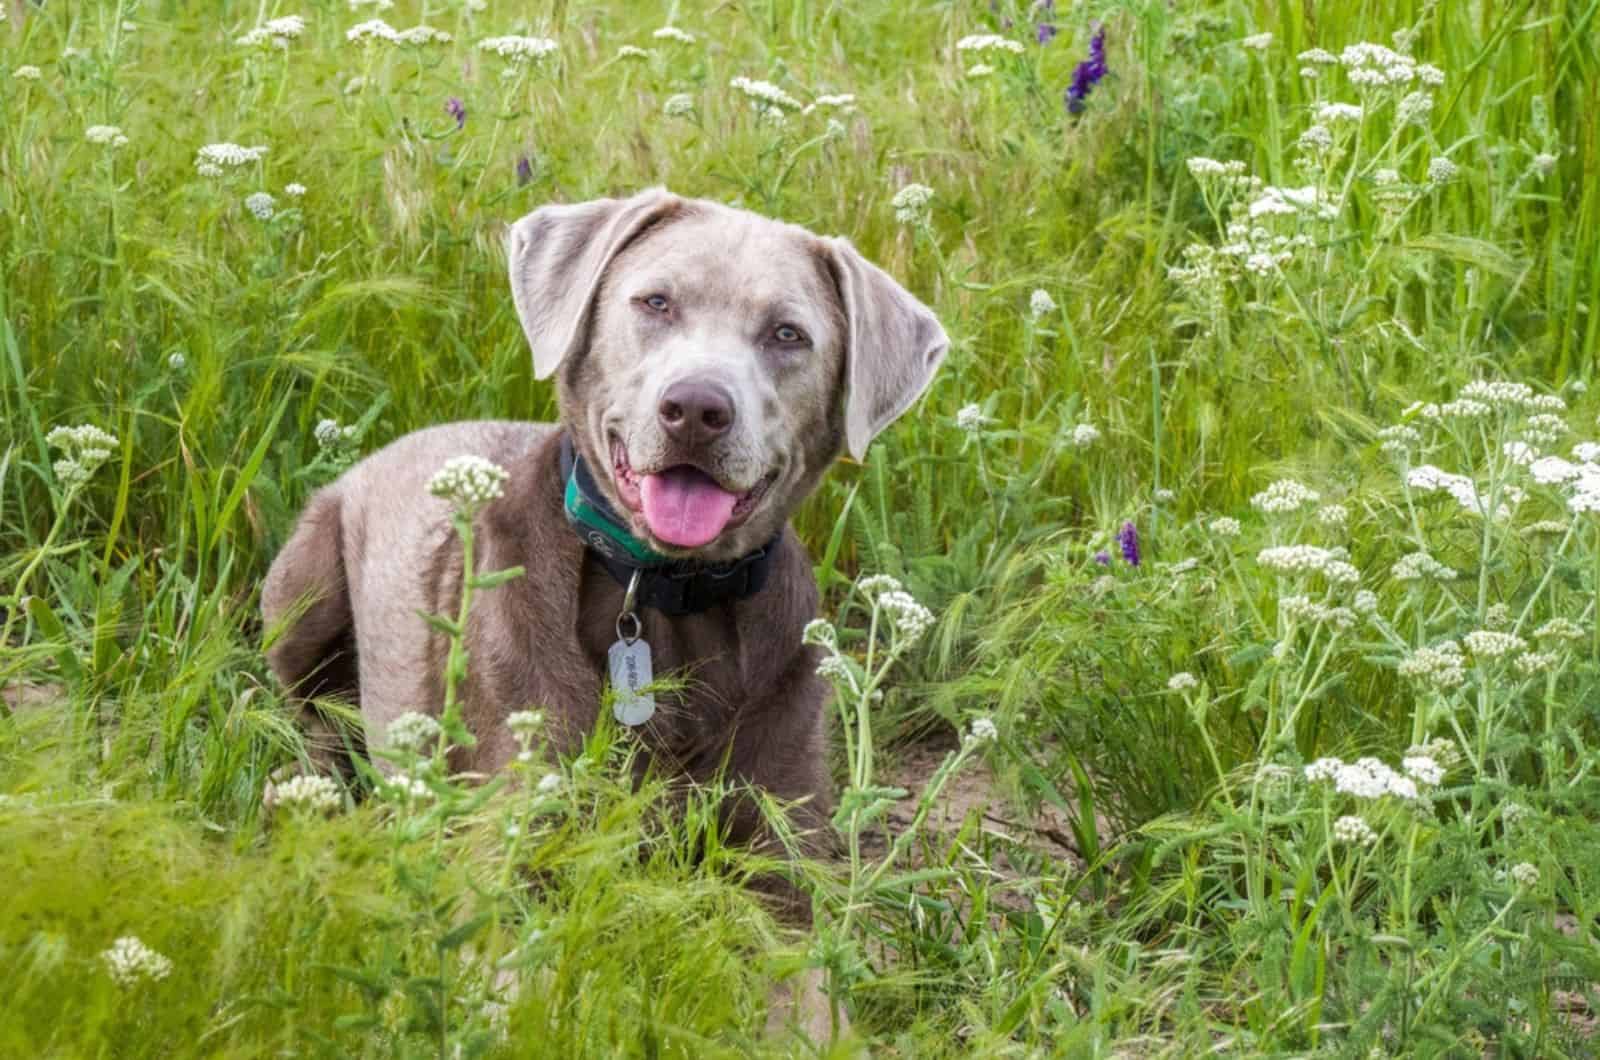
3,0 -> 1599,1054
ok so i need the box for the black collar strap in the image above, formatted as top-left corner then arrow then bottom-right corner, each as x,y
559,434 -> 781,617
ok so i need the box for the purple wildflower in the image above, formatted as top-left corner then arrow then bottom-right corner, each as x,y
1118,520 -> 1140,566
1036,22 -> 1057,44
445,96 -> 466,130
515,154 -> 533,186
1093,550 -> 1111,566
1065,25 -> 1107,114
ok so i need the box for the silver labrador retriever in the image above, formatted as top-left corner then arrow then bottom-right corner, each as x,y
262,186 -> 946,914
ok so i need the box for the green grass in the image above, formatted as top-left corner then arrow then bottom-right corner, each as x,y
3,0 -> 1599,1055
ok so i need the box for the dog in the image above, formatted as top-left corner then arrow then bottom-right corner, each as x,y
261,186 -> 947,1031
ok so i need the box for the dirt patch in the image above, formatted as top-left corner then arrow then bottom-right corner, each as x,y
0,681 -> 64,715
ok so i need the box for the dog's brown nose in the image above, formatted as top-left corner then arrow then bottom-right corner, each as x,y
658,381 -> 735,446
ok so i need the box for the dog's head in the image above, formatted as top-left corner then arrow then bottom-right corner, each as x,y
507,188 -> 948,562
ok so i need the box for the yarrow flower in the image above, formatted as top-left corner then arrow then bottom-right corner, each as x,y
263,773 -> 343,815
1426,156 -> 1458,184
47,423 -> 119,489
284,182 -> 307,198
244,192 -> 276,220
477,35 -> 559,63
428,455 -> 509,513
1029,289 -> 1057,319
801,619 -> 838,649
1208,516 -> 1241,538
1510,862 -> 1539,888
101,937 -> 174,987
346,18 -> 398,43
1332,814 -> 1378,846
1064,25 -> 1107,114
616,45 -> 649,60
14,65 -> 43,81
1250,479 -> 1320,514
536,772 -> 564,795
1167,672 -> 1198,692
506,710 -> 544,739
387,711 -> 442,754
651,26 -> 696,44
195,142 -> 269,175
393,25 -> 452,46
1391,551 -> 1457,581
1463,630 -> 1526,659
1397,641 -> 1466,688
1255,544 -> 1352,579
1071,423 -> 1101,448
965,717 -> 998,746
85,125 -> 130,148
238,15 -> 306,48
878,589 -> 935,645
663,93 -> 695,117
729,76 -> 801,112
1401,755 -> 1444,786
1240,32 -> 1273,50
1308,756 -> 1420,800
956,34 -> 1025,56
891,183 -> 933,225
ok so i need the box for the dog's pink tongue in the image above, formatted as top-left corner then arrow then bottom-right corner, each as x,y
640,467 -> 738,548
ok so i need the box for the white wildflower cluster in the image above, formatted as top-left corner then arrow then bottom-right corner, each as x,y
1279,594 -> 1356,630
1526,519 -> 1568,534
1071,423 -> 1101,448
964,716 -> 998,747
1317,102 -> 1363,123
1353,589 -> 1378,615
663,93 -> 695,117
86,124 -> 130,148
314,418 -> 356,449
428,455 -> 509,512
1406,464 -> 1523,520
1316,503 -> 1349,529
1391,551 -> 1456,581
285,182 -> 307,198
1256,545 -> 1358,583
1250,479 -> 1320,514
244,191 -> 276,220
14,65 -> 43,81
1483,602 -> 1511,630
477,35 -> 559,63
1240,32 -> 1273,51
1397,640 -> 1466,688
536,772 -> 564,795
965,63 -> 995,79
729,76 -> 801,112
891,183 -> 934,225
1406,736 -> 1461,769
394,26 -> 453,46
1338,42 -> 1424,88
1167,671 -> 1199,692
1029,289 -> 1057,319
1513,651 -> 1558,676
955,34 -> 1025,55
815,654 -> 854,686
955,404 -> 988,434
1305,755 -> 1423,800
1332,814 -> 1378,846
506,710 -> 544,741
46,423 -> 118,488
1462,629 -> 1525,659
1185,157 -> 1255,193
802,93 -> 857,116
101,936 -> 174,987
1523,414 -> 1566,448
346,18 -> 397,43
617,45 -> 650,60
238,15 -> 306,49
384,772 -> 433,802
387,711 -> 442,754
349,21 -> 451,45
195,141 -> 268,177
1534,618 -> 1583,642
1426,156 -> 1458,184
651,26 -> 695,44
878,589 -> 935,645
1510,861 -> 1540,888
263,773 -> 343,815
1401,754 -> 1444,786
801,618 -> 838,650
1208,516 -> 1241,538
1501,440 -> 1536,466
1247,184 -> 1338,222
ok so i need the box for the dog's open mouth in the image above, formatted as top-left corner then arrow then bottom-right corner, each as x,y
611,439 -> 774,549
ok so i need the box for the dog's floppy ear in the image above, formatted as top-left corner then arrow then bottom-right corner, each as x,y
507,187 -> 680,379
825,238 -> 950,461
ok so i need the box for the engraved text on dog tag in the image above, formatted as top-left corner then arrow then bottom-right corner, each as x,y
608,637 -> 655,726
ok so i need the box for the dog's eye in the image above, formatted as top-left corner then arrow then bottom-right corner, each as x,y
773,324 -> 807,345
641,294 -> 671,313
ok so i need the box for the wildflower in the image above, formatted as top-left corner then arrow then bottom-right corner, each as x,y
807,93 -> 857,113
1208,516 -> 1241,538
1118,521 -> 1140,566
1526,519 -> 1568,534
1092,550 -> 1111,566
85,125 -> 130,148
891,183 -> 933,225
346,18 -> 398,43
1332,815 -> 1378,846
617,45 -> 650,60
1297,125 -> 1333,154
387,712 -> 442,753
1298,48 -> 1339,66
1256,544 -> 1340,575
965,717 -> 998,746
1247,185 -> 1336,220
385,772 -> 433,801
47,424 -> 119,488
515,154 -> 534,185
1064,25 -> 1107,114
1502,802 -> 1531,827
1315,504 -> 1349,529
1396,91 -> 1434,126
101,937 -> 174,987
1353,589 -> 1378,615
1463,630 -> 1525,659
536,772 -> 564,795
394,26 -> 452,46
1240,32 -> 1273,50
1304,757 -> 1342,782
1035,22 -> 1057,45
1397,641 -> 1466,688
168,352 -> 187,371
1029,288 -> 1057,318
1534,618 -> 1583,642
1426,157 -> 1458,184
1514,650 -> 1558,676
1510,862 -> 1540,888
1407,737 -> 1461,769
477,35 -> 559,63
1532,152 -> 1559,178
816,654 -> 854,684
1317,102 -> 1363,123
1250,479 -> 1320,514
1571,443 -> 1600,463
652,26 -> 696,44
13,65 -> 43,81
1402,755 -> 1444,786
445,96 -> 466,129
1529,456 -> 1580,484
506,710 -> 544,739
956,34 -> 1025,55
314,418 -> 356,449
966,63 -> 995,79
195,142 -> 269,173
1167,672 -> 1198,692
1154,487 -> 1176,504
1333,757 -> 1418,800
238,14 -> 306,48
263,773 -> 343,815
801,619 -> 838,649
729,76 -> 801,111
663,93 -> 694,117
1484,603 -> 1511,630
1170,557 -> 1199,575
878,589 -> 935,644
349,0 -> 394,8
857,574 -> 904,599
955,404 -> 987,434
1071,423 -> 1101,448
428,455 -> 509,513
244,192 -> 276,220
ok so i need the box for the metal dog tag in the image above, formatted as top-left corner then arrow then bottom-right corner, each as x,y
609,570 -> 655,727
608,637 -> 655,726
